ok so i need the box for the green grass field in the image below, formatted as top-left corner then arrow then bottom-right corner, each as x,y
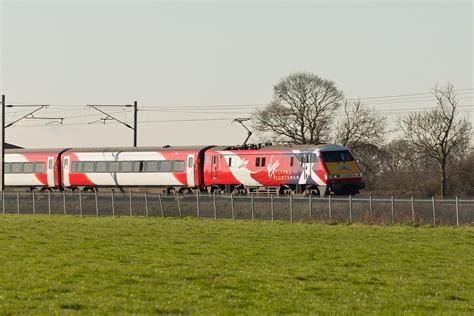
0,216 -> 472,315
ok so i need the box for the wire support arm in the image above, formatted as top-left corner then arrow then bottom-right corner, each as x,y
5,105 -> 49,128
87,105 -> 134,130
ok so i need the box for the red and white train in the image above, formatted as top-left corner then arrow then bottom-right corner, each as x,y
4,144 -> 365,195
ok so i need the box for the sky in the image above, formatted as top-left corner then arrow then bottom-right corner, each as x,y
1,0 -> 472,148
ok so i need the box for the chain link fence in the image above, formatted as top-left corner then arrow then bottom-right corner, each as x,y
1,191 -> 473,226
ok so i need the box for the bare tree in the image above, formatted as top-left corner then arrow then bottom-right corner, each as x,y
253,72 -> 343,144
398,83 -> 472,198
335,100 -> 386,149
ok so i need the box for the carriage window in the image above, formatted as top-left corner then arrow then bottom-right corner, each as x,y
261,157 -> 266,167
132,161 -> 144,172
11,163 -> 22,173
77,162 -> 84,172
174,161 -> 185,172
48,159 -> 53,169
228,157 -> 232,167
83,161 -> 95,173
108,161 -> 119,172
120,161 -> 133,173
23,163 -> 34,173
188,157 -> 193,168
4,163 -> 11,173
34,162 -> 45,173
12,162 -> 22,173
160,161 -> 172,172
309,153 -> 318,163
145,161 -> 158,172
96,161 -> 107,172
290,157 -> 294,167
256,157 -> 260,167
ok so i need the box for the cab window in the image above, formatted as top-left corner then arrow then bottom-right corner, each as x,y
320,151 -> 354,162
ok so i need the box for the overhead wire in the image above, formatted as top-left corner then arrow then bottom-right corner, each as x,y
6,88 -> 473,109
4,88 -> 472,122
7,117 -> 242,128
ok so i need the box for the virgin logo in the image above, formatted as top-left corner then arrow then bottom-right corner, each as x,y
267,155 -> 280,179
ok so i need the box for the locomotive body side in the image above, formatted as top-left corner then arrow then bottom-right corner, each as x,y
5,149 -> 63,189
203,144 -> 364,195
203,148 -> 327,190
61,147 -> 202,189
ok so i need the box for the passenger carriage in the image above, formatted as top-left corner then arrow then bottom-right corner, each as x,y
60,146 -> 212,192
4,148 -> 65,189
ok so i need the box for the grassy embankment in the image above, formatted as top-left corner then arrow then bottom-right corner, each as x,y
0,215 -> 472,314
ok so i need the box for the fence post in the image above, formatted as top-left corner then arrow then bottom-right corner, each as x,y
158,193 -> 164,217
63,190 -> 66,215
231,194 -> 235,220
391,196 -> 394,225
111,191 -> 115,217
196,192 -> 200,219
349,195 -> 352,224
432,196 -> 436,226
328,195 -> 332,221
289,194 -> 293,222
2,191 -> 5,214
177,193 -> 182,218
95,191 -> 99,217
369,195 -> 373,223
17,190 -> 20,215
129,191 -> 133,216
271,194 -> 274,222
79,190 -> 83,216
309,194 -> 312,222
251,193 -> 255,220
411,196 -> 414,226
213,192 -> 217,220
144,192 -> 149,218
455,196 -> 459,227
48,190 -> 51,215
32,191 -> 36,215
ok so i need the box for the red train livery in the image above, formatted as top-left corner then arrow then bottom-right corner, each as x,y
5,144 -> 365,195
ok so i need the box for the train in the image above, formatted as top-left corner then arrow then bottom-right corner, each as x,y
4,143 -> 365,195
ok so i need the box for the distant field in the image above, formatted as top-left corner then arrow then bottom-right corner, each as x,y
0,216 -> 472,314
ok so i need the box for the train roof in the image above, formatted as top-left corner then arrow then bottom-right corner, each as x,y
65,146 -> 213,153
257,144 -> 349,151
5,144 -> 350,154
6,148 -> 68,154
6,146 -> 213,154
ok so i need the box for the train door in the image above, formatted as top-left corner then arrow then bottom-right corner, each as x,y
186,154 -> 195,187
63,156 -> 70,187
211,155 -> 219,180
301,154 -> 312,183
47,157 -> 55,187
